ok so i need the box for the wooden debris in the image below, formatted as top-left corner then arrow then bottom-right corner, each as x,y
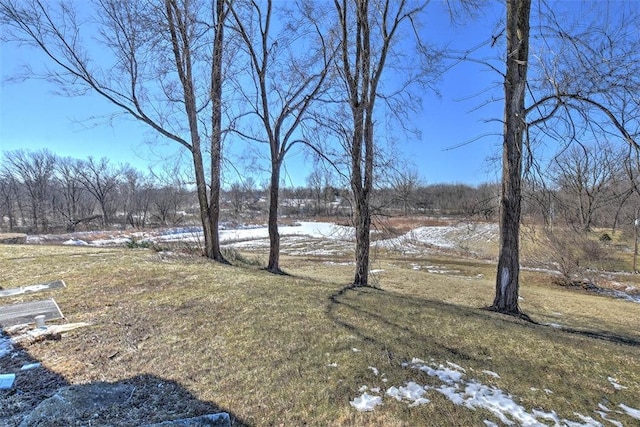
10,322 -> 92,345
0,280 -> 66,298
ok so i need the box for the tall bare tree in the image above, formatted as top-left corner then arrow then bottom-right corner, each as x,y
228,0 -> 332,273
0,0 -> 230,261
332,0 -> 431,286
491,0 -> 531,314
551,143 -> 623,232
490,0 -> 640,314
0,170 -> 20,231
76,157 -> 121,227
53,156 -> 93,232
119,165 -> 153,229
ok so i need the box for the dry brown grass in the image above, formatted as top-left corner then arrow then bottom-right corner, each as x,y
1,243 -> 640,426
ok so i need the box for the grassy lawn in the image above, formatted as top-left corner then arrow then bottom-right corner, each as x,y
1,243 -> 640,426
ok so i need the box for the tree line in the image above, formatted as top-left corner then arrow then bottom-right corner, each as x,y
0,149 -> 192,232
0,148 -> 497,233
4,144 -> 638,236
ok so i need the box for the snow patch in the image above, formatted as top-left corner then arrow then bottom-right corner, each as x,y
0,334 -> 13,358
353,358 -> 628,426
482,370 -> 501,379
386,382 -> 430,406
545,323 -> 564,329
350,392 -> 383,412
619,404 -> 640,420
62,239 -> 89,246
595,411 -> 623,427
607,377 -> 627,390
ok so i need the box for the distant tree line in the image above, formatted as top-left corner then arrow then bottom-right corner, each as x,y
0,148 -> 499,233
0,145 -> 640,233
524,141 -> 640,234
0,149 -> 192,233
5,145 -> 638,235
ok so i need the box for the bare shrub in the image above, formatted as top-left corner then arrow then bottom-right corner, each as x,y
537,228 -> 614,286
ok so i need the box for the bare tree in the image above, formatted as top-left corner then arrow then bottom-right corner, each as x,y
0,168 -> 21,231
390,167 -> 421,216
551,143 -> 622,232
151,185 -> 188,226
148,160 -> 192,226
1,149 -> 56,232
52,156 -> 95,232
227,0 -> 332,273
306,164 -> 335,216
76,157 -> 121,227
0,0 -> 230,261
490,1 -> 640,314
120,165 -> 153,229
490,0 -> 531,314
332,0 -> 432,286
227,181 -> 246,218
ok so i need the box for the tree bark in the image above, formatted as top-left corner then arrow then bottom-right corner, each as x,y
492,0 -> 531,315
267,159 -> 282,273
353,189 -> 371,286
352,101 -> 374,287
191,146 -> 214,259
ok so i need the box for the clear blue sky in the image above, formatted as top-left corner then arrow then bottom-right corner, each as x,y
0,1 -> 507,187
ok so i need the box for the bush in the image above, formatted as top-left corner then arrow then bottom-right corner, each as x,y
126,237 -> 163,252
538,228 -> 614,286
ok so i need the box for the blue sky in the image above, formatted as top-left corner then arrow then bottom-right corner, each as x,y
0,1 -> 506,187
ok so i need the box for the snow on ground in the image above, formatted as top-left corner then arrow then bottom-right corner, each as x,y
154,221 -> 354,245
349,357 -> 640,426
350,392 -> 383,411
608,377 -> 627,391
594,288 -> 640,304
0,334 -> 12,359
377,225 -> 460,250
376,223 -> 499,254
619,404 -> 640,420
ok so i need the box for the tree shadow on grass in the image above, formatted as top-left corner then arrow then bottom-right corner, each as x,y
326,284 -> 640,370
0,335 -> 250,426
555,326 -> 640,347
325,284 -> 492,365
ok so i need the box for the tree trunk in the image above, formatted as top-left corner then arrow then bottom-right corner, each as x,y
353,192 -> 371,286
267,160 -> 282,273
192,146 -> 214,259
207,0 -> 226,263
492,0 -> 531,315
99,200 -> 109,228
351,102 -> 373,287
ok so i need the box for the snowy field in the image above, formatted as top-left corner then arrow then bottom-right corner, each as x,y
28,221 -> 497,256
